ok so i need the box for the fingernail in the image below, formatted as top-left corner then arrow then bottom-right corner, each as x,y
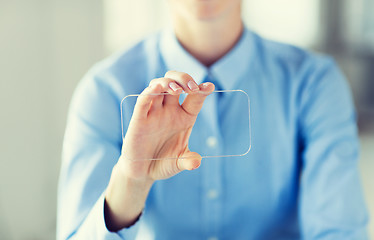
188,81 -> 199,91
202,83 -> 210,89
169,82 -> 181,92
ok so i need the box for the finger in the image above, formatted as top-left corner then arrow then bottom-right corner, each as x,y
149,78 -> 183,95
132,84 -> 163,119
164,71 -> 200,94
163,91 -> 180,106
149,94 -> 164,112
176,151 -> 202,171
149,78 -> 183,106
181,82 -> 215,116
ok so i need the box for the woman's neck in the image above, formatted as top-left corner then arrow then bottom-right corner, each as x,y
172,12 -> 243,67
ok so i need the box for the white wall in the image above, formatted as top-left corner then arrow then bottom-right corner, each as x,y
0,1 -> 104,239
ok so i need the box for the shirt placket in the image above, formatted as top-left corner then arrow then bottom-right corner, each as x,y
201,89 -> 223,240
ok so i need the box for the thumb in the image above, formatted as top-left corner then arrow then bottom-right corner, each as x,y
181,82 -> 215,116
177,151 -> 202,171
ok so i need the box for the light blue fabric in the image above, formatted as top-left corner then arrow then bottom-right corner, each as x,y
57,27 -> 369,240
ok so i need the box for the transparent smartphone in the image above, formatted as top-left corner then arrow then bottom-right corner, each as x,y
121,90 -> 250,161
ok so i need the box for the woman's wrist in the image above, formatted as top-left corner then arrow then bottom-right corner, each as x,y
104,164 -> 154,231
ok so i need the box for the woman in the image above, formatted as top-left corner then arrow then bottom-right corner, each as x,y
57,1 -> 369,239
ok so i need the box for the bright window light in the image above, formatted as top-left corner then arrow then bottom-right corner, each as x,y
242,0 -> 320,48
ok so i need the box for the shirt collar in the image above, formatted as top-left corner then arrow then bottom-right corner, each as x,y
159,27 -> 254,90
159,28 -> 207,86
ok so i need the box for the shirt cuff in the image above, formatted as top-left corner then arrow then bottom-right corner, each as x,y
77,193 -> 141,240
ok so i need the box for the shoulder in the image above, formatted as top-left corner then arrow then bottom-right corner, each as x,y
94,33 -> 160,76
251,31 -> 335,78
79,33 -> 162,101
248,31 -> 351,115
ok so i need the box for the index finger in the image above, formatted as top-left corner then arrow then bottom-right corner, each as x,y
132,84 -> 163,120
164,71 -> 200,94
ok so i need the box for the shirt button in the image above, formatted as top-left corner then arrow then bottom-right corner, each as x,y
206,136 -> 218,148
207,189 -> 218,199
207,237 -> 218,240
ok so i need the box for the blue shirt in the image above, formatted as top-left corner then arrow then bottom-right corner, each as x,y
57,28 -> 369,240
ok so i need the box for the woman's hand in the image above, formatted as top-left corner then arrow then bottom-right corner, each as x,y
119,71 -> 215,181
105,71 -> 214,231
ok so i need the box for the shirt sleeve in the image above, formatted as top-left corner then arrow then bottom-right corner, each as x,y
56,69 -> 141,240
298,58 -> 369,239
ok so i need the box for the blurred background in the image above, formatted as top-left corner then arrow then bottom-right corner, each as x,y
0,0 -> 373,239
